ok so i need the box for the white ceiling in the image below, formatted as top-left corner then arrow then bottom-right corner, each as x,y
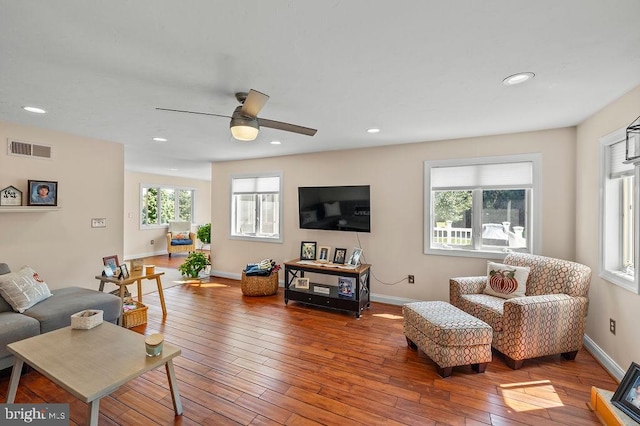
1,1 -> 639,181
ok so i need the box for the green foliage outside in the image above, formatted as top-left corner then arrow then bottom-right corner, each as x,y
434,191 -> 472,223
142,187 -> 193,225
178,252 -> 211,278
197,223 -> 211,244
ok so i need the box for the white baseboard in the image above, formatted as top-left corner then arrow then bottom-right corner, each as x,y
370,294 -> 421,306
125,250 -> 166,260
583,334 -> 624,381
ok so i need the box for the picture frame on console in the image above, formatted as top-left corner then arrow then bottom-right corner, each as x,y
347,247 -> 363,267
300,241 -> 317,260
294,277 -> 310,289
317,246 -> 331,263
333,248 -> 347,264
611,362 -> 640,422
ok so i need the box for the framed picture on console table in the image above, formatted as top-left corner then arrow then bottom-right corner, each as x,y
347,247 -> 363,267
317,246 -> 331,263
611,362 -> 640,422
333,248 -> 347,264
300,241 -> 317,260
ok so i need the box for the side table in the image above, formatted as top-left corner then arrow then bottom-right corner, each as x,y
96,271 -> 167,326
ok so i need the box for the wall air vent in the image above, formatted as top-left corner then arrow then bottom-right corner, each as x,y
7,139 -> 52,159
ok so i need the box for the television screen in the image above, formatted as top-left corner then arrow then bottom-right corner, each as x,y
298,185 -> 370,232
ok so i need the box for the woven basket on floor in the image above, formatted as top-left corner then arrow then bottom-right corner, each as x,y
241,271 -> 279,296
122,301 -> 148,328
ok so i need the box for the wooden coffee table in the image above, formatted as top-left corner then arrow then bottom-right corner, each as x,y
6,322 -> 182,425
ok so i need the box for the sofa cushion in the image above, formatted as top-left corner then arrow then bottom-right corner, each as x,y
23,287 -> 121,333
459,294 -> 506,332
171,238 -> 193,246
0,265 -> 52,313
484,262 -> 530,299
0,311 -> 40,361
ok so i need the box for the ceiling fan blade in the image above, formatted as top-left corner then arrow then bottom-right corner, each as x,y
156,107 -> 230,118
240,89 -> 269,117
258,118 -> 317,136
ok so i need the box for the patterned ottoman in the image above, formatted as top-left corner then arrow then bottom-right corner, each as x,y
403,301 -> 492,378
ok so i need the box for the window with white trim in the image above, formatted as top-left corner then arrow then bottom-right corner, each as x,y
230,173 -> 282,242
600,129 -> 639,293
141,185 -> 195,227
424,154 -> 541,258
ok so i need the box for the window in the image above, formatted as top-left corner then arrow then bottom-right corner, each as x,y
141,185 -> 194,227
600,129 -> 639,293
230,173 -> 282,242
424,154 -> 541,258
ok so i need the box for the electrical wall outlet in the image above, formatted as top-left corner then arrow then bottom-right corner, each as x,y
610,318 -> 616,335
91,218 -> 106,228
150,239 -> 155,245
408,275 -> 414,284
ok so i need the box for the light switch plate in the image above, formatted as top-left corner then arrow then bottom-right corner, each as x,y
91,218 -> 106,228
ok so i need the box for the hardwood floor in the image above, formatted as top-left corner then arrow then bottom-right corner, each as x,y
0,252 -> 617,425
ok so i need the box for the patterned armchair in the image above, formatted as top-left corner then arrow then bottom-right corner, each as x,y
450,253 -> 591,369
166,221 -> 196,258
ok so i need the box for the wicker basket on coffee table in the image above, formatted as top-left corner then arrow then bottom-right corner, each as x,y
241,271 -> 279,296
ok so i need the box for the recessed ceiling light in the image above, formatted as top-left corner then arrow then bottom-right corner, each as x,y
270,140 -> 281,145
502,72 -> 535,86
367,128 -> 381,134
170,168 -> 179,171
22,106 -> 47,114
152,137 -> 168,142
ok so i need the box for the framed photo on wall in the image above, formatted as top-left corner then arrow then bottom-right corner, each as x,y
611,362 -> 640,422
27,180 -> 58,206
300,241 -> 317,260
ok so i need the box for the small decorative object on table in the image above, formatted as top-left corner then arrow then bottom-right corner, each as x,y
295,277 -> 310,289
71,310 -> 103,330
103,255 -> 119,274
130,258 -> 144,272
119,264 -> 130,279
145,333 -> 164,357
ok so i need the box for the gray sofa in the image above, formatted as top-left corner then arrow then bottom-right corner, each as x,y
0,263 -> 121,370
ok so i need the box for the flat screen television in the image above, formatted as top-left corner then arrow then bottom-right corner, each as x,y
298,185 -> 370,232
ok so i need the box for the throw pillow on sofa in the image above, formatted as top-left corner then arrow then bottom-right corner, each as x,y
0,265 -> 52,313
484,261 -> 530,299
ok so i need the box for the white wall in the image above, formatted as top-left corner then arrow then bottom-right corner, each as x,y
210,127 -> 576,304
576,84 -> 640,376
123,171 -> 211,259
0,121 -> 123,290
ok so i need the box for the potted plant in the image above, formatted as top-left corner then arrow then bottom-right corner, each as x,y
178,252 -> 211,278
197,223 -> 211,249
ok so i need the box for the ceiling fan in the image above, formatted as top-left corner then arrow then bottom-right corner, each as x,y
156,89 -> 317,141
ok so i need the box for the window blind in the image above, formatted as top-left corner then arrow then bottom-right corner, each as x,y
609,140 -> 634,178
431,161 -> 533,189
232,176 -> 280,193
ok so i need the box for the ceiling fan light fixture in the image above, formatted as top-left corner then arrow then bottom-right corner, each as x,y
230,116 -> 259,141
